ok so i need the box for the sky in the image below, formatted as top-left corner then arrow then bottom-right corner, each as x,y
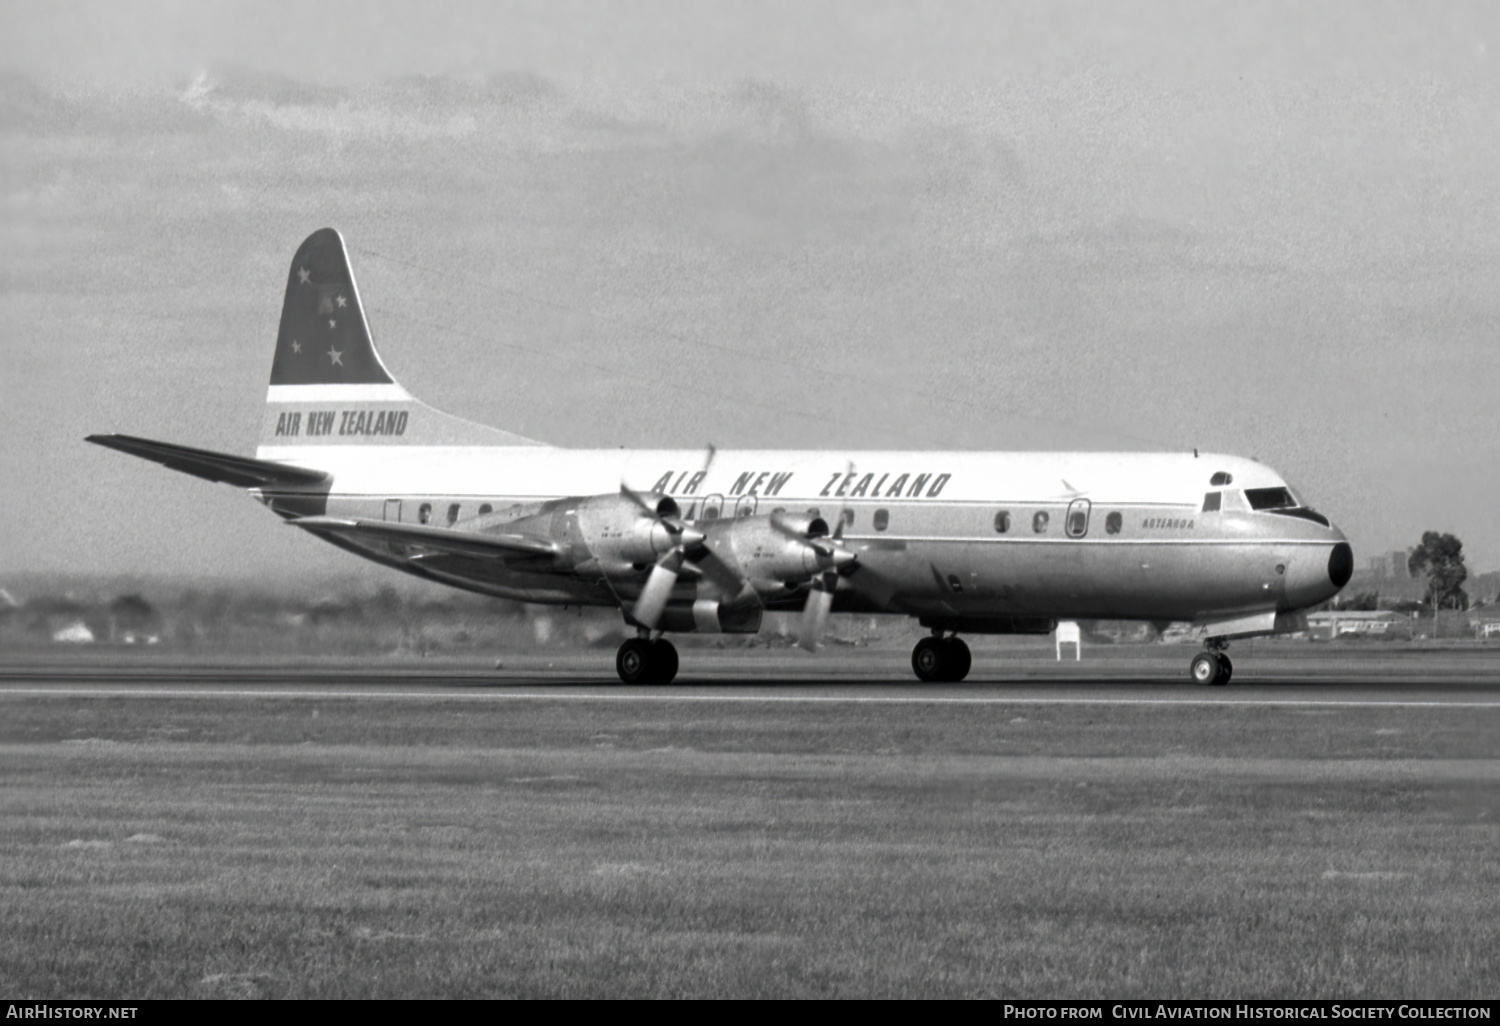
3,0 -> 1498,587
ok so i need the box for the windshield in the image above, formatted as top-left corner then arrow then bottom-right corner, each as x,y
1245,486 -> 1330,526
1245,487 -> 1297,510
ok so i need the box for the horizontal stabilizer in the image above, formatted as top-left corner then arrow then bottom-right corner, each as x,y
289,516 -> 562,561
87,433 -> 329,489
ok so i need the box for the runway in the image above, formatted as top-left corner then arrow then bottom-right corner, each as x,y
4,647 -> 1500,707
4,682 -> 1500,708
5,652 -> 1499,998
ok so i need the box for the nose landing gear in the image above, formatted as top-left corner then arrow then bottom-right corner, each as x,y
1189,639 -> 1233,685
616,635 -> 679,685
912,633 -> 972,682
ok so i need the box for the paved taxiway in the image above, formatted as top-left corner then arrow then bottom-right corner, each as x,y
4,659 -> 1500,707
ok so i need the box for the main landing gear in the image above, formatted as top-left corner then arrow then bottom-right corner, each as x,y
616,635 -> 679,685
1189,639 -> 1233,686
912,633 -> 972,683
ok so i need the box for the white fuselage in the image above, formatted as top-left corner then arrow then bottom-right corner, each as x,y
255,443 -> 1351,626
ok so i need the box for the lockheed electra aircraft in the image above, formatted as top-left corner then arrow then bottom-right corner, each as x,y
88,228 -> 1354,685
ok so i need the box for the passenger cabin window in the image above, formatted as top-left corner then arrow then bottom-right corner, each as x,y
841,509 -> 855,528
446,503 -> 461,525
1202,491 -> 1222,513
994,511 -> 1010,534
1210,471 -> 1234,486
478,504 -> 493,516
1105,512 -> 1122,535
702,494 -> 724,520
873,509 -> 889,531
1065,499 -> 1091,538
734,495 -> 758,518
1033,511 -> 1049,534
418,502 -> 432,525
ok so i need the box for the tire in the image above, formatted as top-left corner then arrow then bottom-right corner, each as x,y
912,637 -> 947,682
941,638 -> 972,682
616,638 -> 654,685
1217,654 -> 1233,685
1190,652 -> 1222,686
650,639 -> 679,685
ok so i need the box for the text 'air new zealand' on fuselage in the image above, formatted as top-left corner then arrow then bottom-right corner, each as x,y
88,228 -> 1354,685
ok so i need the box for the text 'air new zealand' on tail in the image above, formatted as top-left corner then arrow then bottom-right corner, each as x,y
258,228 -> 540,455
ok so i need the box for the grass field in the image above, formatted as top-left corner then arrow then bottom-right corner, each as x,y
3,663 -> 1499,998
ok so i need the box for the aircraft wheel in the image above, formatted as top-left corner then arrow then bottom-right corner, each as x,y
1190,651 -> 1223,686
942,638 -> 972,682
912,637 -> 947,682
616,638 -> 655,685
650,639 -> 679,685
1217,654 -> 1233,685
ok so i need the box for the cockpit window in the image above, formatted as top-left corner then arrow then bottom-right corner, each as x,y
1202,491 -> 1222,513
1244,486 -> 1330,526
1245,487 -> 1296,510
1210,471 -> 1233,486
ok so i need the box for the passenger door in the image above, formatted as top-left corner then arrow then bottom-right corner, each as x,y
1065,499 -> 1091,538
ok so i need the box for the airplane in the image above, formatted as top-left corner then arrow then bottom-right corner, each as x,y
88,228 -> 1353,686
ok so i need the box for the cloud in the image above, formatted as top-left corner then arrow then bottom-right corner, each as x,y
178,67 -> 482,141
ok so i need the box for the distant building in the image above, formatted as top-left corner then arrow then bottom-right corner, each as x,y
51,621 -> 95,644
1467,618 -> 1500,640
1305,610 -> 1411,640
1368,550 -> 1409,580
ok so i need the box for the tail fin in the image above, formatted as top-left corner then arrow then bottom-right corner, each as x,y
258,228 -> 542,454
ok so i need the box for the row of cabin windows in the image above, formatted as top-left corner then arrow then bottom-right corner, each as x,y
398,501 -> 1137,538
399,501 -> 1185,539
992,506 -> 1123,537
413,502 -> 495,526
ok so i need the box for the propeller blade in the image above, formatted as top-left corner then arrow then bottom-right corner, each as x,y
633,555 -> 681,628
694,543 -> 752,599
798,575 -> 836,652
620,482 -> 655,515
842,563 -> 897,609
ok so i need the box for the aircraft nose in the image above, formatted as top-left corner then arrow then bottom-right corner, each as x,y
1327,541 -> 1353,589
1283,537 -> 1353,610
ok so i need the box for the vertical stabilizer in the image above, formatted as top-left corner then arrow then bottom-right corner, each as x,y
258,228 -> 542,454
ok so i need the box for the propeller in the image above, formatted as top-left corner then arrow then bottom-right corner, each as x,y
621,444 -> 719,630
798,571 -> 838,652
620,493 -> 705,629
764,464 -> 863,651
632,547 -> 688,630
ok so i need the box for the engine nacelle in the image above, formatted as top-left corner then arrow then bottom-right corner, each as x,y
573,492 -> 681,569
504,492 -> 682,574
702,512 -> 840,585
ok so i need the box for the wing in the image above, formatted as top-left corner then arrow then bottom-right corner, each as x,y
87,434 -> 329,489
289,515 -> 563,563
